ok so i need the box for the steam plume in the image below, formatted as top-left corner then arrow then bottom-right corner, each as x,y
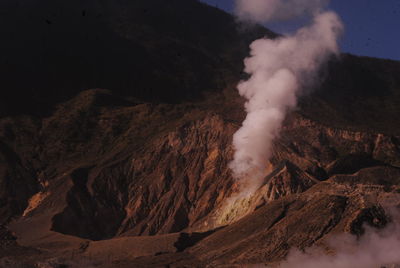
230,0 -> 343,185
235,0 -> 329,23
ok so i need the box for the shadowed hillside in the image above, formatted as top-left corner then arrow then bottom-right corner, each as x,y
0,0 -> 274,116
301,54 -> 400,135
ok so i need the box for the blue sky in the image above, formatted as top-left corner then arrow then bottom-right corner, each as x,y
200,0 -> 400,61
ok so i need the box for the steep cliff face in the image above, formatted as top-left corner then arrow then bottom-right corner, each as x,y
272,113 -> 400,176
7,87 -> 400,241
53,111 -> 238,239
2,89 -> 239,240
117,115 -> 236,236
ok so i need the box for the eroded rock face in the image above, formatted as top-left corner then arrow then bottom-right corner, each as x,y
0,88 -> 399,268
262,161 -> 320,202
7,90 -> 239,240
117,115 -> 236,236
272,114 -> 400,176
4,88 -> 400,242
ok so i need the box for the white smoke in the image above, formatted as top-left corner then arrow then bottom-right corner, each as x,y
281,218 -> 400,268
229,0 -> 343,184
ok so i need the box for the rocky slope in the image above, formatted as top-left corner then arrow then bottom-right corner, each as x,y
2,84 -> 400,267
1,0 -> 400,267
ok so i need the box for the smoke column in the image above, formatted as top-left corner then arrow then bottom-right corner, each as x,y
235,0 -> 329,23
230,0 -> 343,187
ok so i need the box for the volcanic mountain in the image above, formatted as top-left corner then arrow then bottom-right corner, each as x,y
1,0 -> 400,267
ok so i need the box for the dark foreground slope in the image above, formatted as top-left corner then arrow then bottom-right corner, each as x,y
1,1 -> 400,267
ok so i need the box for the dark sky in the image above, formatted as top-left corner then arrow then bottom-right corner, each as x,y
200,0 -> 400,61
